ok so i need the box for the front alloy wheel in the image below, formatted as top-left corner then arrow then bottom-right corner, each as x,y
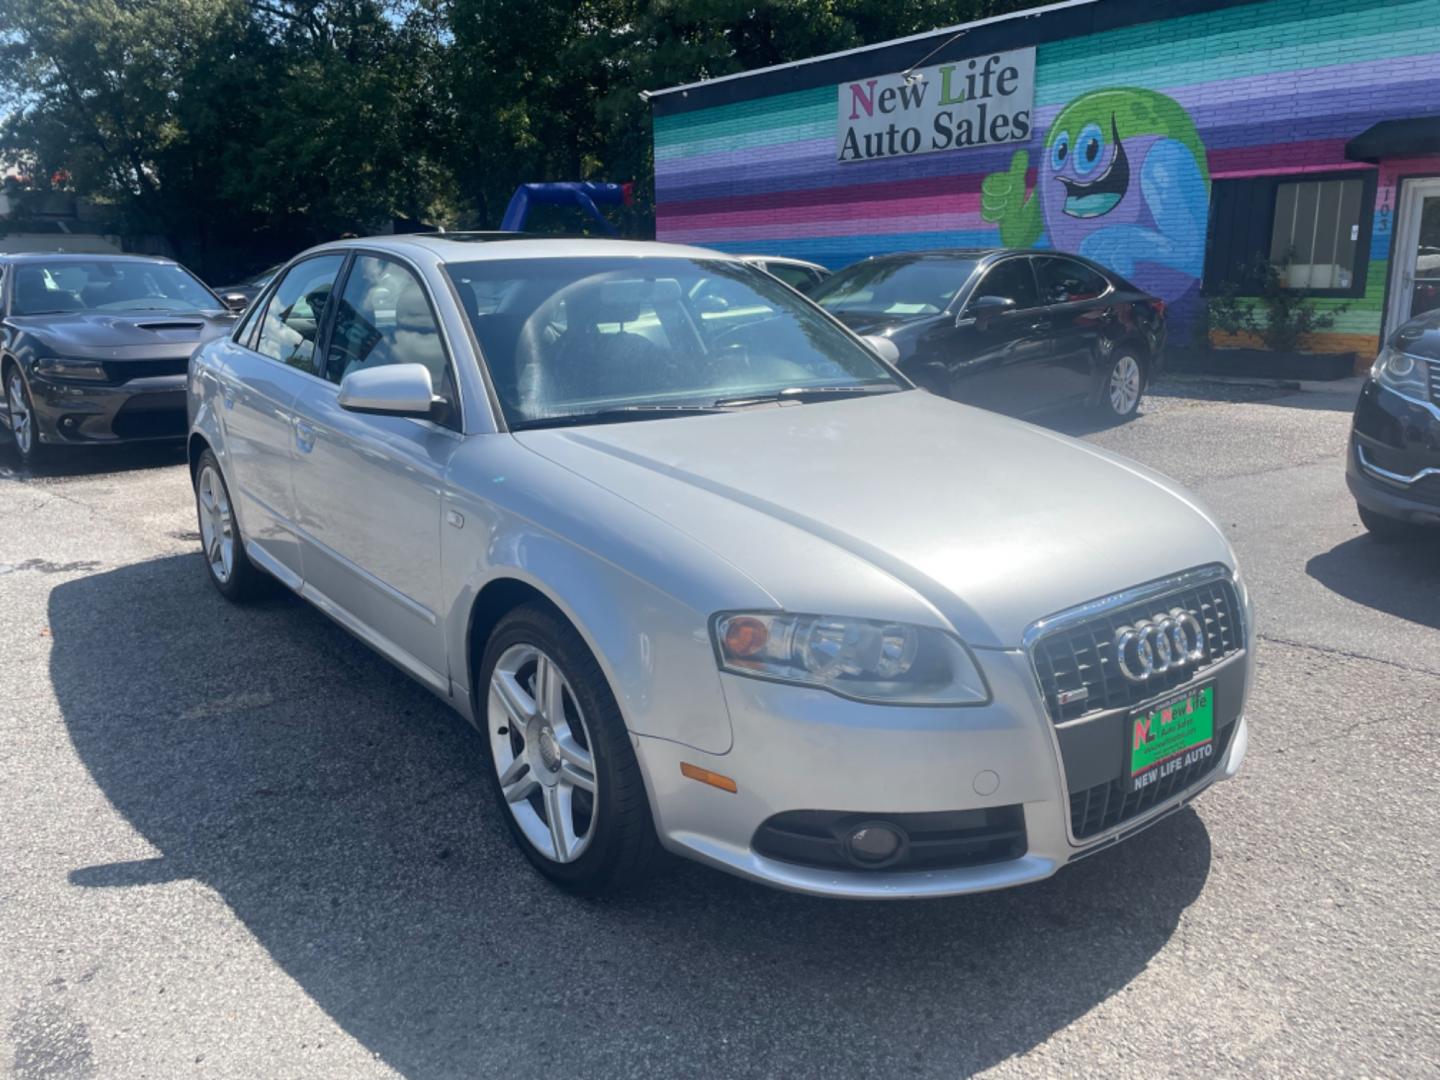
488,644 -> 599,864
479,603 -> 658,894
6,370 -> 42,463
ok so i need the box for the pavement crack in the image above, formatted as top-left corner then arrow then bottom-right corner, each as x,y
1257,633 -> 1440,679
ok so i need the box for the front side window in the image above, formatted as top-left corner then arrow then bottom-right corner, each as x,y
1271,177 -> 1365,290
1034,257 -> 1109,304
324,255 -> 452,399
254,255 -> 345,371
10,259 -> 219,315
970,259 -> 1040,310
811,256 -> 979,318
444,257 -> 904,428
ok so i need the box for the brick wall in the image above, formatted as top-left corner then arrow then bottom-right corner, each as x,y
654,0 -> 1440,353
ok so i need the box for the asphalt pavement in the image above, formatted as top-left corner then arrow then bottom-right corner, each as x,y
1,377 -> 1437,1079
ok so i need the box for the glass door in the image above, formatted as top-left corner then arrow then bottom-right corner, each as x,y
1388,177 -> 1440,333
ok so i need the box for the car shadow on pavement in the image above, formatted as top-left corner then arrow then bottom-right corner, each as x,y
0,437 -> 186,480
1306,533 -> 1440,630
50,555 -> 1213,1079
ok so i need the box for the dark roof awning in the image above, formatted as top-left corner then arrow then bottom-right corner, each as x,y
1345,117 -> 1440,162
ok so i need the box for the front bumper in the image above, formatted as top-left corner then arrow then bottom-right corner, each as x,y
636,646 -> 1250,899
28,372 -> 188,446
1346,379 -> 1440,526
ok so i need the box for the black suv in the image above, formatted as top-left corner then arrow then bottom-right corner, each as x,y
809,249 -> 1166,422
1348,311 -> 1440,538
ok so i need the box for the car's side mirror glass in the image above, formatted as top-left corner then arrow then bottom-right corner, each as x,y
337,363 -> 438,419
958,294 -> 1017,327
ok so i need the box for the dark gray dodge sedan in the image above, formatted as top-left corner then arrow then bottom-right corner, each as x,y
1,253 -> 241,463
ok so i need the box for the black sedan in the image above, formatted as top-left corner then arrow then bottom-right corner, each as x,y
809,249 -> 1166,421
1,254 -> 241,463
1347,310 -> 1440,538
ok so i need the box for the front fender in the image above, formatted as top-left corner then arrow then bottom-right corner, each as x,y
442,437 -> 776,755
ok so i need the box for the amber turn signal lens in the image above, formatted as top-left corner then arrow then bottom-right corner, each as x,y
722,615 -> 769,658
680,762 -> 738,793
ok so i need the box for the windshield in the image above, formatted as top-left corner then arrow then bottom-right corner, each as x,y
811,257 -> 979,318
11,260 -> 219,315
444,257 -> 905,428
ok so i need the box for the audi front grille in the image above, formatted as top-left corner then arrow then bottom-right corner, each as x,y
1069,720 -> 1236,839
1027,566 -> 1245,724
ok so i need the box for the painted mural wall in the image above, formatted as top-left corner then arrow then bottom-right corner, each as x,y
653,0 -> 1440,352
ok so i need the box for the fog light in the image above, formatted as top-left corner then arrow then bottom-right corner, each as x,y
847,822 -> 903,864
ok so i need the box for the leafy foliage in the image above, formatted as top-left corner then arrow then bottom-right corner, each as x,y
0,0 -> 1044,278
1206,252 -> 1349,354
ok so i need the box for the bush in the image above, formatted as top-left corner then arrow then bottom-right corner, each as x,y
1208,253 -> 1348,353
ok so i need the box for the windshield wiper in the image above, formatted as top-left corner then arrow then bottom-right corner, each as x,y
509,404 -> 729,431
712,384 -> 901,409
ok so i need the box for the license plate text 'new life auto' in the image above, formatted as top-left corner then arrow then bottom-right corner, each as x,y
1129,684 -> 1215,794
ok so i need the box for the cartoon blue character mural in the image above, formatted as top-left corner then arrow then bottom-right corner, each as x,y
981,87 -> 1210,309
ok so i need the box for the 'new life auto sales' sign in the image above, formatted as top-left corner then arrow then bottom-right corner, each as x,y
837,47 -> 1035,163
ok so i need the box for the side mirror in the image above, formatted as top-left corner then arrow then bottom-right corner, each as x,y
220,291 -> 251,313
861,334 -> 901,366
957,294 -> 1016,327
337,363 -> 438,419
696,293 -> 730,314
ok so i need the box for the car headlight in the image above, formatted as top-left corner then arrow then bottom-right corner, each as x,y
34,357 -> 108,381
712,612 -> 989,705
1371,346 -> 1429,399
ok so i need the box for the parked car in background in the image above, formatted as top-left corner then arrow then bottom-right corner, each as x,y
1347,310 -> 1440,538
213,262 -> 283,308
740,255 -> 830,292
2,254 -> 242,463
188,234 -> 1250,899
809,249 -> 1166,421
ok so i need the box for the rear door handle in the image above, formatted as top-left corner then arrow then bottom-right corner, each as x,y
294,418 -> 316,453
1030,320 -> 1053,333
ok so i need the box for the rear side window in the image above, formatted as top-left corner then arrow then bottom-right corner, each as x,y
971,258 -> 1040,310
1034,257 -> 1109,304
254,255 -> 345,371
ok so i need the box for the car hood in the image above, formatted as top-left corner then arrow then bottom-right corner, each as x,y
514,391 -> 1234,648
828,310 -> 942,338
8,310 -> 235,359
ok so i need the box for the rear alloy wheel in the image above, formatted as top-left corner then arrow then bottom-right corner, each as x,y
1101,351 -> 1145,420
194,449 -> 264,601
481,603 -> 658,894
6,368 -> 46,464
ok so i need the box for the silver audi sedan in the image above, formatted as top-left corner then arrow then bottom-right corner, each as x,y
187,235 -> 1253,898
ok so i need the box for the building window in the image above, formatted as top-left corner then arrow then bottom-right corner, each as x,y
1269,178 -> 1365,290
1203,170 -> 1376,299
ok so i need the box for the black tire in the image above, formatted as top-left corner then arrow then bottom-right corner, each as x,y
1357,503 -> 1426,542
4,364 -> 48,465
478,602 -> 659,895
193,448 -> 265,601
1097,349 -> 1146,421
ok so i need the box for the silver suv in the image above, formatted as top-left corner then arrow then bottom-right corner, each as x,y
187,235 -> 1253,898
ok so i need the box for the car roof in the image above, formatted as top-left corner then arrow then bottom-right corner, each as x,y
1,252 -> 180,265
304,234 -> 743,265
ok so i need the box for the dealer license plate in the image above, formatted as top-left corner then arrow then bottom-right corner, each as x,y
1128,684 -> 1215,795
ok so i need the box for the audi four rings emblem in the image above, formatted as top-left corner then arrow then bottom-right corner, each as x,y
1114,609 -> 1207,683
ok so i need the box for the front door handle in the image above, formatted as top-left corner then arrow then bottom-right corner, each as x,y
294,418 -> 317,453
